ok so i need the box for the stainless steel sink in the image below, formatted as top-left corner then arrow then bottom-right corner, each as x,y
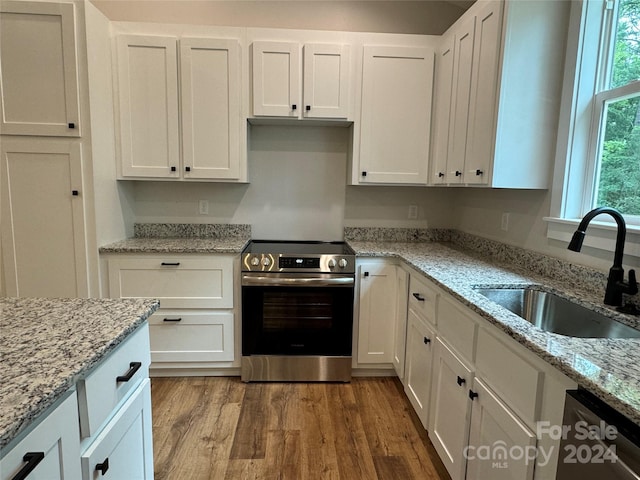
474,287 -> 640,338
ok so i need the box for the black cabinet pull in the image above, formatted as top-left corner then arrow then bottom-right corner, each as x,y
11,452 -> 45,480
469,390 -> 479,400
161,262 -> 180,266
456,376 -> 465,386
455,170 -> 462,176
68,122 -> 75,129
185,166 -> 191,172
476,169 -> 483,176
362,171 -> 367,177
116,362 -> 142,383
171,166 -> 177,172
423,337 -> 431,345
438,172 -> 445,178
412,292 -> 425,302
163,317 -> 182,322
292,104 -> 297,110
364,271 -> 369,277
306,105 -> 311,111
72,190 -> 79,196
95,458 -> 109,475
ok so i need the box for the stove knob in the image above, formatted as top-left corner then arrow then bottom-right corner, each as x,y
262,257 -> 271,267
250,256 -> 260,266
338,259 -> 348,269
328,259 -> 337,269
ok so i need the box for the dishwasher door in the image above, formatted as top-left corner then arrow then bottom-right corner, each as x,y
556,389 -> 640,479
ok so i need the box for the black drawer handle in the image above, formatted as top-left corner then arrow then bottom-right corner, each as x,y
161,262 -> 180,266
116,362 -> 142,383
185,166 -> 191,172
423,337 -> 431,345
72,190 -> 79,196
11,452 -> 45,480
412,292 -> 425,302
476,169 -> 484,176
163,317 -> 182,322
170,166 -> 177,172
469,390 -> 479,400
364,271 -> 369,277
95,458 -> 109,475
68,122 -> 75,129
455,170 -> 462,177
292,104 -> 297,110
457,376 -> 465,386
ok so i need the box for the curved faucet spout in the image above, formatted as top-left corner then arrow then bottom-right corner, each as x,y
568,207 -> 627,268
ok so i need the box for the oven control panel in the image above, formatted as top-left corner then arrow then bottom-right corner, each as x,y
242,254 -> 353,273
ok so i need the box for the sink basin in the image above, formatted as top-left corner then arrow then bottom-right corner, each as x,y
474,287 -> 640,338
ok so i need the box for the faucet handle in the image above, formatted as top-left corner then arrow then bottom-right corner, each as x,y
628,269 -> 638,295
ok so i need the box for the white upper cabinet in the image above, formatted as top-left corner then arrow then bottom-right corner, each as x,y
357,46 -> 434,185
180,37 -> 241,179
116,34 -> 243,181
430,0 -> 569,188
252,40 -> 350,119
0,1 -> 80,136
117,34 -> 180,178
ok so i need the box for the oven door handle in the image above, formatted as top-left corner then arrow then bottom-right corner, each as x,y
242,275 -> 355,287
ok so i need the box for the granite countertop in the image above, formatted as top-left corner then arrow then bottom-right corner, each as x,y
348,240 -> 640,426
0,297 -> 159,450
99,236 -> 250,254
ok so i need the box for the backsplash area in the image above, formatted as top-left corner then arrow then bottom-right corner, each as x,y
134,223 -> 251,239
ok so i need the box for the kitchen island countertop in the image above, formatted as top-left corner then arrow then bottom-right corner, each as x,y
348,240 -> 640,426
0,297 -> 159,450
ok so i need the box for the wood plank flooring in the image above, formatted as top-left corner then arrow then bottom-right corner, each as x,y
151,376 -> 450,480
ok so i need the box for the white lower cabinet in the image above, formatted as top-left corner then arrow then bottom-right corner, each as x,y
106,254 -> 237,373
429,337 -> 474,480
466,378 -> 536,480
403,308 -> 436,428
0,393 -> 81,480
80,379 -> 153,480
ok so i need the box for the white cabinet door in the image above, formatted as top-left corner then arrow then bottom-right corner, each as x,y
0,393 -> 81,480
81,379 -> 154,480
1,140 -> 88,297
303,43 -> 350,119
429,337 -> 474,480
180,38 -> 241,180
252,41 -> 300,117
116,35 -> 180,178
447,15 -> 475,185
431,32 -> 455,184
0,1 -> 80,137
357,262 -> 397,364
404,308 -> 436,429
358,46 -> 434,185
465,0 -> 503,185
466,378 -> 536,480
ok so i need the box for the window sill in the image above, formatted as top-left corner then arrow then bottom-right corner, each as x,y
544,217 -> 640,261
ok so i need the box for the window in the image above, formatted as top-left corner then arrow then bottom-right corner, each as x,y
548,0 -> 640,259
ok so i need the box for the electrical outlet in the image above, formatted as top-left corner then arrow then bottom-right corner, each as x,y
408,205 -> 418,220
501,212 -> 510,232
198,200 -> 209,215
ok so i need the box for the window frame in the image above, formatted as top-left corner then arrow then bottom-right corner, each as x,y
547,0 -> 640,261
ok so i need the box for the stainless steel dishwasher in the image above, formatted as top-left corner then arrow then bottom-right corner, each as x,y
557,389 -> 640,479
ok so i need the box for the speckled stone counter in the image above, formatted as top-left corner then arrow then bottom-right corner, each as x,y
348,240 -> 640,426
0,297 -> 159,450
99,223 -> 251,254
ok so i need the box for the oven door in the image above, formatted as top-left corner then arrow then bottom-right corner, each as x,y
241,273 -> 354,356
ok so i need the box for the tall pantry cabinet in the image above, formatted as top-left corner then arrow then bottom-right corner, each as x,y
0,0 -> 124,298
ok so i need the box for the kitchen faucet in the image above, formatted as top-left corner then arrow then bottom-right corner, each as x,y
568,207 -> 638,306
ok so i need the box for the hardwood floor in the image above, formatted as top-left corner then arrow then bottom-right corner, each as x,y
151,376 -> 451,480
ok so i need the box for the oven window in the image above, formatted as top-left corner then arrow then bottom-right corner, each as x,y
263,291 -> 334,330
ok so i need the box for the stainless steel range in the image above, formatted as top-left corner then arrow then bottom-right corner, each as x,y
241,240 -> 355,382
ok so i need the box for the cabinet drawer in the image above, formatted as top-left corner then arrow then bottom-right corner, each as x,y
149,310 -> 234,363
0,393 -> 81,480
475,328 -> 542,425
437,295 -> 477,363
81,379 -> 153,480
107,255 -> 234,309
77,325 -> 150,438
408,273 -> 437,324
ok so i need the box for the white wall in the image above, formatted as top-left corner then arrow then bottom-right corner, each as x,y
132,125 -> 456,240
